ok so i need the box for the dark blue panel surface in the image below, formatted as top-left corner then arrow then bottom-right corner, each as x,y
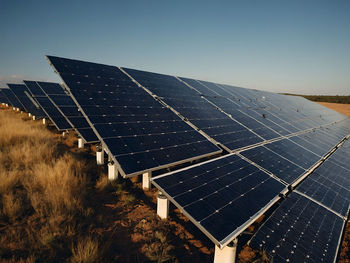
7,84 -> 46,118
35,96 -> 72,130
296,138 -> 350,217
124,68 -> 264,151
329,140 -> 350,171
23,80 -> 46,96
37,81 -> 66,95
1,88 -> 24,108
241,145 -> 306,184
47,56 -> 221,176
264,138 -> 321,170
153,154 -> 286,246
0,89 -> 10,104
250,192 -> 344,263
36,82 -> 98,143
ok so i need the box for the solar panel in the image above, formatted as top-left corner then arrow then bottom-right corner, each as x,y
179,78 -> 347,136
152,154 -> 286,247
296,142 -> 350,217
7,84 -> 46,118
250,192 -> 345,263
0,89 -> 10,105
31,81 -> 99,143
328,138 -> 350,171
24,81 -> 72,131
123,68 -> 264,151
47,56 -> 222,177
1,87 -> 25,109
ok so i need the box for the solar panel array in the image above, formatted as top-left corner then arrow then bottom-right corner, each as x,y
7,84 -> 46,118
250,192 -> 345,263
44,56 -> 350,262
47,56 -> 222,177
0,89 -> 10,105
1,87 -> 25,109
250,137 -> 350,262
34,81 -> 98,143
23,81 -> 72,131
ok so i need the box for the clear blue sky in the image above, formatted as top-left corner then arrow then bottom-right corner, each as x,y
0,0 -> 349,95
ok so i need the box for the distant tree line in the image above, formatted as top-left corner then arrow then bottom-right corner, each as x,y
282,94 -> 350,104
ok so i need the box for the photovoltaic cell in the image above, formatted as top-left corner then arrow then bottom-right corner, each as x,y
329,138 -> 350,171
2,87 -> 26,109
35,82 -> 98,143
23,80 -> 46,96
0,89 -> 10,104
179,77 -> 348,139
7,84 -> 46,118
47,56 -> 221,177
152,154 -> 286,247
240,145 -> 305,185
24,81 -> 72,131
296,139 -> 350,217
250,192 -> 344,263
124,68 -> 264,151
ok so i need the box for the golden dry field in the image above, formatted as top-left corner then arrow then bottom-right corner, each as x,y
318,102 -> 350,117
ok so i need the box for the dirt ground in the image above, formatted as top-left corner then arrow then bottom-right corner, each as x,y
318,102 -> 350,117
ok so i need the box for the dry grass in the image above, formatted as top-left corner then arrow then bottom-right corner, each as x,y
0,109 -> 99,262
71,236 -> 100,263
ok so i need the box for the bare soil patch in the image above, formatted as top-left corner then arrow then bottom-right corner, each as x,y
318,102 -> 350,117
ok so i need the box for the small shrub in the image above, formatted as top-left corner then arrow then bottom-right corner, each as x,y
1,192 -> 23,222
95,175 -> 111,192
144,231 -> 175,263
71,236 -> 100,263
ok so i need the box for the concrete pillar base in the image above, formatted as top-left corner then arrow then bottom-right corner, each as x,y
157,192 -> 169,219
96,150 -> 104,165
42,118 -> 46,125
213,240 -> 237,263
108,162 -> 118,181
142,172 -> 152,190
62,131 -> 66,137
78,138 -> 84,149
32,115 -> 36,120
28,113 -> 32,117
16,108 -> 20,112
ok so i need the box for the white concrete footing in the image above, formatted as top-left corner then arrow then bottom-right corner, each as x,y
213,239 -> 237,263
142,172 -> 152,190
96,150 -> 104,165
6,104 -> 8,107
78,138 -> 84,149
28,113 -> 32,117
157,192 -> 169,219
42,118 -> 46,125
1,103 -> 4,106
12,107 -> 16,111
108,162 -> 118,181
32,115 -> 36,120
16,108 -> 20,112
